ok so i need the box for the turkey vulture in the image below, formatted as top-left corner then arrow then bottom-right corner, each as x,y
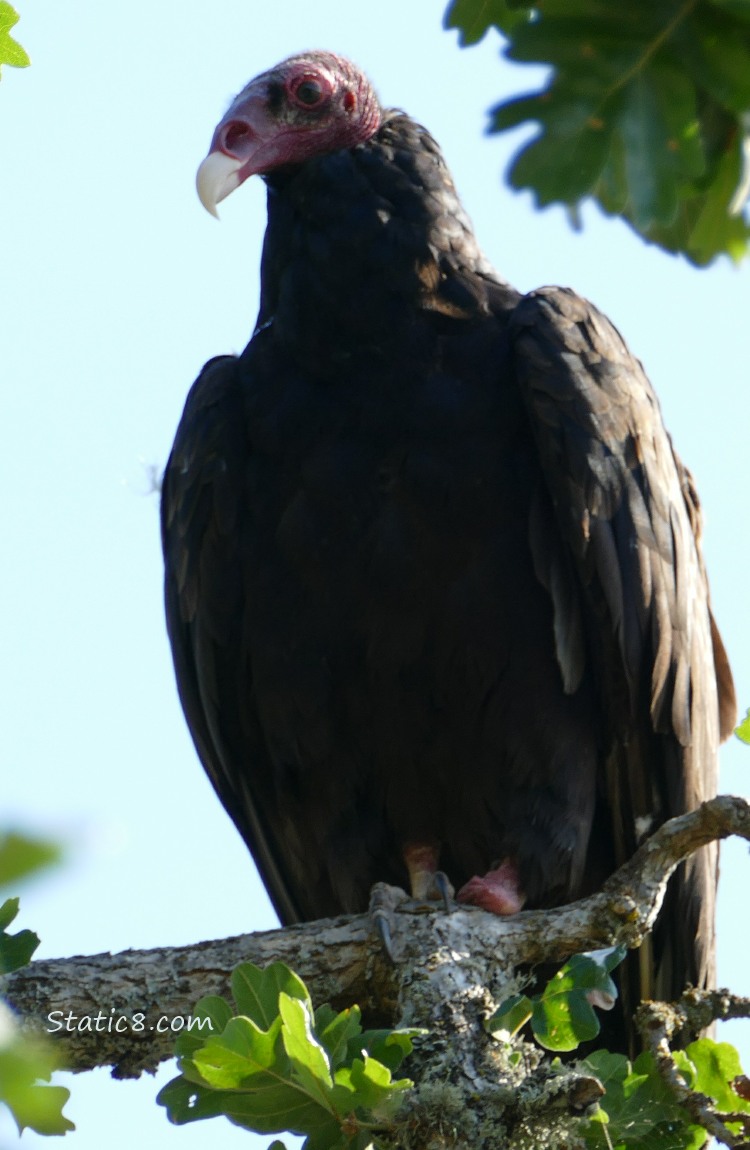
162,51 -> 736,1035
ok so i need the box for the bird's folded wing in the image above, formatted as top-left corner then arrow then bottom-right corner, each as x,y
161,354 -> 301,924
510,286 -> 735,1006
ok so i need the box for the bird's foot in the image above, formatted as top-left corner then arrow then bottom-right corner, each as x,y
369,882 -> 409,964
368,842 -> 457,962
431,869 -> 454,912
456,858 -> 526,915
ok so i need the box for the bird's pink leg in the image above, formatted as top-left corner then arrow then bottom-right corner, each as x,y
456,858 -> 526,915
403,843 -> 453,905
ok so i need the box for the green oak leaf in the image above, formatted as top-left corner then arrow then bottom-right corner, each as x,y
340,1053 -> 411,1111
497,82 -> 613,206
580,1049 -> 707,1150
486,992 -> 534,1039
0,897 -> 39,974
736,707 -> 750,743
0,831 -> 62,888
156,1074 -> 230,1124
444,0 -> 532,43
232,962 -> 310,1026
173,994 -> 234,1058
531,947 -> 625,1052
686,1038 -> 750,1118
354,1026 -> 424,1072
161,1060 -> 333,1137
279,993 -> 334,1101
315,1003 -> 364,1069
531,984 -> 599,1052
219,1085 -> 335,1138
0,1008 -> 74,1136
187,1015 -> 286,1090
0,2 -> 29,75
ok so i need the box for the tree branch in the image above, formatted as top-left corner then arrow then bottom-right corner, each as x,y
3,793 -> 748,1085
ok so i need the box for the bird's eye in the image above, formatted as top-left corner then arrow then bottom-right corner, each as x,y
292,77 -> 324,107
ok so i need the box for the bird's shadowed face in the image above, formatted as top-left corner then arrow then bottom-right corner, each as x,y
196,51 -> 382,216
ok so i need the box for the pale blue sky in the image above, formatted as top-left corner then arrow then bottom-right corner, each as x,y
1,3 -> 747,1148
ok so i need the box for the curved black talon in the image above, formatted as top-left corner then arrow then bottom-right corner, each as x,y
369,881 -> 408,963
371,907 -> 396,964
433,870 -> 454,912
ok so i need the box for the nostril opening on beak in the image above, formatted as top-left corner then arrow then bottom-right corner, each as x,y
222,121 -> 253,156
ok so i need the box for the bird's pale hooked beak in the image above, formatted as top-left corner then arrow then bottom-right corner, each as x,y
196,151 -> 246,219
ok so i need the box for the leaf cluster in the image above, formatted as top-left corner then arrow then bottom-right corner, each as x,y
488,946 -> 750,1147
0,831 -> 72,1136
487,946 -> 626,1051
581,1039 -> 750,1148
0,830 -> 61,975
0,1003 -> 74,1138
157,961 -> 423,1150
444,0 -> 750,263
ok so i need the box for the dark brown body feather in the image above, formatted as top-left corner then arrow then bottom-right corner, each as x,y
162,103 -> 735,1042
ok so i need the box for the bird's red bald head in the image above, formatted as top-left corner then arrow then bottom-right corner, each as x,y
197,51 -> 382,216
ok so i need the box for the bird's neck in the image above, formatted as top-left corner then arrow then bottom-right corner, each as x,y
253,114 -> 499,365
